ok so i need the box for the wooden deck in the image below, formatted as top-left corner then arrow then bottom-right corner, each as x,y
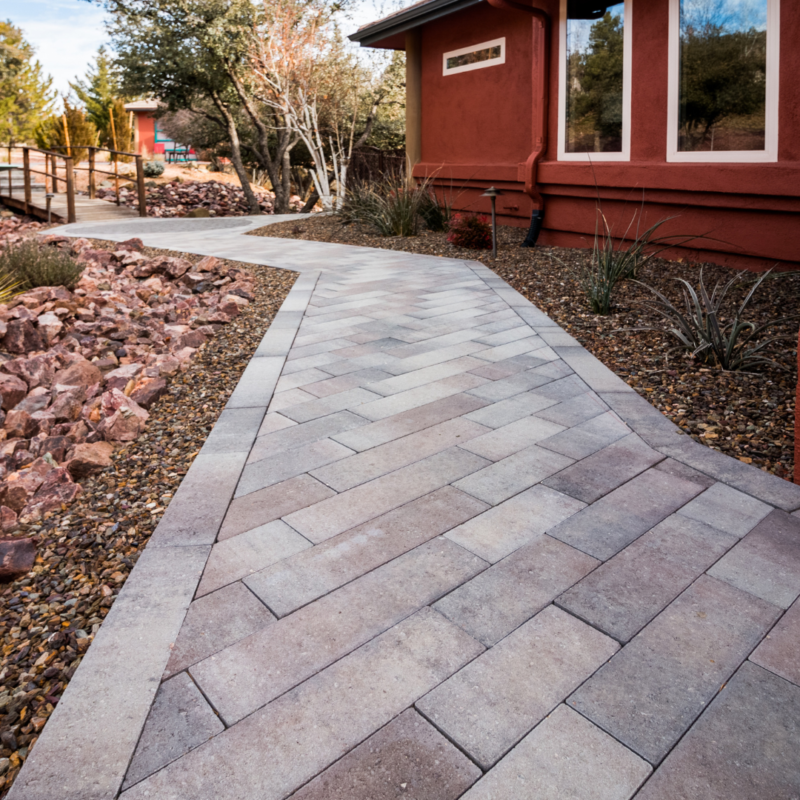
0,177 -> 139,224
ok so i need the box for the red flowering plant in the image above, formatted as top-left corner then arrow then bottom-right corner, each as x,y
446,213 -> 492,250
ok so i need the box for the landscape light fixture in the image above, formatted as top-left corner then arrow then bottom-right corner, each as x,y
481,186 -> 503,258
45,193 -> 54,225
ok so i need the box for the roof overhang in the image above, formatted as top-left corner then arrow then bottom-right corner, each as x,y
349,0 -> 483,47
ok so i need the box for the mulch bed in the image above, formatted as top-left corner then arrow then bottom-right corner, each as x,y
0,241 -> 295,796
250,214 -> 798,481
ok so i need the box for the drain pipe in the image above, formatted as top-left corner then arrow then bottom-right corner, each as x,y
486,0 -> 550,247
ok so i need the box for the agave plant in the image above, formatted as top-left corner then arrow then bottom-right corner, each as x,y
632,268 -> 799,371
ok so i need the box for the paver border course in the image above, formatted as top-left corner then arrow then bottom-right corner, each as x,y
7,265 -> 318,800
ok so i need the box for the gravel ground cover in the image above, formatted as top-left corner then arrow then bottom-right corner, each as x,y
251,214 -> 798,480
0,237 -> 295,796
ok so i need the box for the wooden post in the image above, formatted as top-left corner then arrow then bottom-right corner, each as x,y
88,147 -> 96,199
135,155 -> 147,217
65,156 -> 76,224
405,29 -> 422,188
22,148 -> 31,214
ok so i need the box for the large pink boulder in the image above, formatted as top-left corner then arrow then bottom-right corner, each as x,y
3,319 -> 44,354
0,374 -> 27,411
65,441 -> 114,478
53,358 -> 103,387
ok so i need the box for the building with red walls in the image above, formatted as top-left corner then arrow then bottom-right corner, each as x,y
351,0 -> 799,270
124,100 -> 184,160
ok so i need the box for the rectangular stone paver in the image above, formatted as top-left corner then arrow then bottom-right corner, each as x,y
285,447 -> 489,542
461,705 -> 651,800
568,575 -> 781,764
538,410 -> 631,460
557,514 -> 738,642
288,709 -> 481,800
219,474 -> 335,541
453,445 -> 573,506
311,417 -> 488,492
548,469 -> 705,561
750,597 -> 800,686
122,673 -> 224,790
677,481 -> 773,537
247,487 -> 488,617
635,662 -> 800,800
417,605 -> 618,768
164,582 -> 275,678
191,539 -> 486,724
445,485 -> 585,563
708,510 -> 800,608
459,415 -> 565,462
333,393 -> 488,452
197,520 -> 311,597
463,391 -> 558,428
122,610 -> 484,800
534,392 -> 608,427
435,535 -> 599,646
279,387 -> 382,423
543,434 -> 664,504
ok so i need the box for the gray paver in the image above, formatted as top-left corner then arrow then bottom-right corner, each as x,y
462,390 -> 558,428
651,456 -> 716,488
279,387 -> 382,423
750,597 -> 800,686
466,367 -> 554,402
236,438 -> 353,497
122,610 -> 484,800
529,373 -> 590,402
192,539 -> 486,724
459,415 -> 565,461
123,673 -> 224,790
197,520 -> 311,596
548,469 -> 705,560
165,582 -> 275,678
417,606 -> 618,768
461,705 -> 651,800
543,433 -> 664,504
555,346 -> 633,393
557,514 -> 738,642
538,410 -> 631,460
219,474 -> 335,540
453,444 -> 573,506
247,487 -> 487,617
635,662 -> 800,800
708,510 -> 800,608
535,391 -> 608,427
569,575 -> 781,764
435,535 -> 599,646
445,485 -> 585,563
285,447 -> 489,542
288,709 -> 481,800
303,367 -> 394,398
677,482 -> 772,537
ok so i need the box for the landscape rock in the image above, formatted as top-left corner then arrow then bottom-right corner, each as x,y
53,358 -> 103,387
0,538 -> 36,582
37,312 -> 63,343
0,374 -> 28,410
4,410 -> 38,439
129,376 -> 167,409
0,505 -> 17,532
3,319 -> 44,354
65,441 -> 114,478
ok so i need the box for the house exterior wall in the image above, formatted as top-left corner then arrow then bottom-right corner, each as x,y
409,0 -> 800,270
133,112 -> 156,158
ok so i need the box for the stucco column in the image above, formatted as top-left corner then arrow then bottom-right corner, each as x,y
405,29 -> 422,184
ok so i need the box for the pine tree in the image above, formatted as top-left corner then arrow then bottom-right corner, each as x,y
0,21 -> 56,146
70,46 -> 123,147
35,100 -> 98,163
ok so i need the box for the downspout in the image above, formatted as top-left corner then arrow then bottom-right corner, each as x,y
486,0 -> 550,247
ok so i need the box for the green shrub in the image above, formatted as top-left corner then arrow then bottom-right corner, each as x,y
340,177 -> 421,237
0,239 -> 85,290
447,213 -> 492,250
631,268 -> 799,371
418,189 -> 451,232
143,161 -> 165,178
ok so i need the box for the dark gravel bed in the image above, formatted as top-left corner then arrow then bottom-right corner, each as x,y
251,215 -> 798,481
0,242 -> 295,795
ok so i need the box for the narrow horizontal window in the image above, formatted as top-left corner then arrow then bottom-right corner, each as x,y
443,38 -> 505,76
557,0 -> 632,162
667,0 -> 779,162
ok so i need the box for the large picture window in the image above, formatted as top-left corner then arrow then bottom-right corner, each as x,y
558,0 -> 632,161
667,0 -> 779,162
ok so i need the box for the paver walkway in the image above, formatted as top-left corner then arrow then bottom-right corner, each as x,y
12,216 -> 800,799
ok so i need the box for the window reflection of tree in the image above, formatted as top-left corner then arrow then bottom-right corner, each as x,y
447,45 -> 501,70
678,0 -> 767,152
566,10 -> 624,153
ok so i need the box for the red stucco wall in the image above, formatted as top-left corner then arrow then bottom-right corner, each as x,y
134,113 -> 156,158
411,0 -> 800,271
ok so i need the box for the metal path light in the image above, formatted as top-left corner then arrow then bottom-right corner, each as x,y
45,193 -> 54,225
482,186 -> 503,258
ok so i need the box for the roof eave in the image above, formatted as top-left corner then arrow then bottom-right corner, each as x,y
349,0 -> 483,46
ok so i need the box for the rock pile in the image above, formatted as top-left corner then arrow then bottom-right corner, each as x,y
0,235 -> 256,540
95,179 -> 305,218
0,215 -> 47,247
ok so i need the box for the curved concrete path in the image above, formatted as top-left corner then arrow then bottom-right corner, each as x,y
12,216 -> 800,799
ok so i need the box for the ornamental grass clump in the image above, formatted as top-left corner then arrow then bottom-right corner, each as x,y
446,213 -> 492,250
339,177 -> 420,237
632,268 -> 799,371
0,239 -> 84,291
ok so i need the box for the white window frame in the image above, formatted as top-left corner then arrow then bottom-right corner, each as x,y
557,0 -> 633,162
667,0 -> 779,163
442,37 -> 506,76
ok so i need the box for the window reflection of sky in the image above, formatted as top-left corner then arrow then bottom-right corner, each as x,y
680,0 -> 767,34
567,4 -> 624,56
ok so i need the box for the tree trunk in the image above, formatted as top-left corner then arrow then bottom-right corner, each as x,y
300,190 -> 319,214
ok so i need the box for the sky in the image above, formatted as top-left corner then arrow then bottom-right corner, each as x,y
1,0 -> 393,104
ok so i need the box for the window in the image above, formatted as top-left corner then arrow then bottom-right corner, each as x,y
558,0 -> 632,161
667,0 -> 779,162
154,120 -> 174,144
443,38 -> 505,76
